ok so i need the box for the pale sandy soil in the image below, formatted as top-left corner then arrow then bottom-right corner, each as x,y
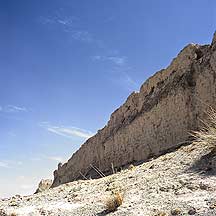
1,143 -> 216,216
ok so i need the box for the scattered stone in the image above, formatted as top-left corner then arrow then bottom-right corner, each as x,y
171,208 -> 181,215
8,200 -> 18,207
35,179 -> 52,193
154,211 -> 167,216
199,182 -> 210,190
159,186 -> 169,192
0,209 -> 7,216
188,207 -> 197,215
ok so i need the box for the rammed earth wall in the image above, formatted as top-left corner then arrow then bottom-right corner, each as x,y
52,33 -> 216,187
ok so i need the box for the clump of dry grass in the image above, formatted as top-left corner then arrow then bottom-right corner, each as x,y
105,192 -> 123,212
191,108 -> 216,150
154,212 -> 167,216
128,164 -> 136,170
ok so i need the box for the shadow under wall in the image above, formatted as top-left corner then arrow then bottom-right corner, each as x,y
187,148 -> 216,176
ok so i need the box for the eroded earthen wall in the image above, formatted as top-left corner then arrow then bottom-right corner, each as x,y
52,33 -> 216,187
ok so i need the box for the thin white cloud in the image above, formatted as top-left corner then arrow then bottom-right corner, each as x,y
39,15 -> 94,44
92,55 -> 127,66
57,17 -> 76,27
122,74 -> 139,91
30,155 -> 64,163
107,56 -> 126,66
111,72 -> 140,92
45,156 -> 64,163
92,55 -> 102,60
38,15 -> 77,27
47,126 -> 93,139
0,105 -> 28,113
40,122 -> 94,139
70,30 -> 93,43
0,160 -> 23,168
0,161 -> 10,168
20,184 -> 36,190
30,157 -> 42,162
38,17 -> 55,24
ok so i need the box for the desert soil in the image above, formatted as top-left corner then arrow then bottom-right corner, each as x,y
1,143 -> 216,216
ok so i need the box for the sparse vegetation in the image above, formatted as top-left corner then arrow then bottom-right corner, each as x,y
154,212 -> 167,216
191,108 -> 216,150
105,192 -> 123,212
128,164 -> 135,170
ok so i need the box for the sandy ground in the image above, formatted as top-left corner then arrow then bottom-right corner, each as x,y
1,143 -> 216,216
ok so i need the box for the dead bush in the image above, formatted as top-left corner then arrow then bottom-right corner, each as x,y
105,192 -> 123,212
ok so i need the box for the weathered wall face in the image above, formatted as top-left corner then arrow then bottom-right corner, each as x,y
52,33 -> 216,187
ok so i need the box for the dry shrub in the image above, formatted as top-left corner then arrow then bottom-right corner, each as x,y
154,212 -> 167,216
191,108 -> 216,150
128,164 -> 135,170
105,192 -> 123,212
0,209 -> 7,216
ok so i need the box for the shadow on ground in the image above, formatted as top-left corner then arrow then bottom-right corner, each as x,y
96,209 -> 112,216
187,148 -> 216,175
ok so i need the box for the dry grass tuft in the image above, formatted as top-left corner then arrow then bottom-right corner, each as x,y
10,213 -> 17,216
105,192 -> 123,212
128,164 -> 135,170
191,108 -> 216,150
154,212 -> 167,216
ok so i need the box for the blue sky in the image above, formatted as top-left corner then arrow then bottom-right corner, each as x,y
0,0 -> 215,197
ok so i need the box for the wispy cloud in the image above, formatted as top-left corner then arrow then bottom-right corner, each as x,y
20,184 -> 36,190
0,105 -> 28,113
30,155 -> 65,163
121,73 -> 139,91
92,55 -> 127,66
0,161 -> 10,168
40,122 -> 94,139
39,15 -> 95,44
38,11 -> 140,93
30,157 -> 42,162
38,15 -> 77,27
70,30 -> 93,43
110,71 -> 140,92
0,160 -> 22,169
45,155 -> 64,163
56,17 -> 77,27
108,56 -> 126,66
47,126 -> 94,139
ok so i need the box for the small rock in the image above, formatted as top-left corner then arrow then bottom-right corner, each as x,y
199,182 -> 209,190
9,200 -> 19,207
188,207 -> 196,215
154,212 -> 167,216
35,179 -> 52,193
149,164 -> 155,169
186,183 -> 199,191
159,186 -> 169,192
0,209 -> 7,216
171,208 -> 181,215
